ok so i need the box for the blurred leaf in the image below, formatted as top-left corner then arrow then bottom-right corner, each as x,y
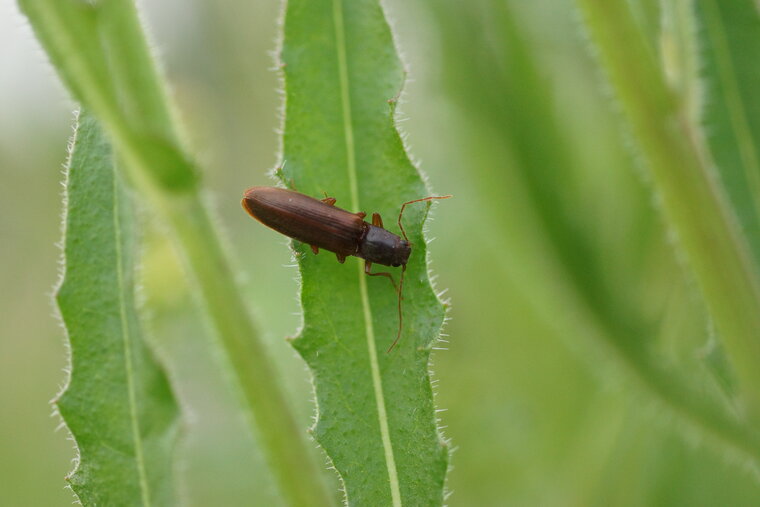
575,0 -> 760,437
280,0 -> 448,504
55,111 -> 179,505
696,0 -> 760,267
424,0 -> 657,354
424,0 -> 760,471
660,0 -> 702,125
629,0 -> 662,49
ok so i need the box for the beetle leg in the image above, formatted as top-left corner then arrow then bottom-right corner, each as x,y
310,244 -> 319,255
364,260 -> 397,291
321,194 -> 337,206
356,211 -> 367,220
336,253 -> 346,264
372,212 -> 384,228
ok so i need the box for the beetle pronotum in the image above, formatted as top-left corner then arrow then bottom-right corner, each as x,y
241,186 -> 450,352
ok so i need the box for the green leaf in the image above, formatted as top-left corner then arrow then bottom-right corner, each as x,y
54,110 -> 180,505
280,0 -> 448,504
426,0 -> 760,470
22,1 -> 334,503
574,0 -> 760,419
695,0 -> 760,269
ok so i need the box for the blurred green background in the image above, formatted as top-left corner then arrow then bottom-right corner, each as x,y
3,0 -> 760,505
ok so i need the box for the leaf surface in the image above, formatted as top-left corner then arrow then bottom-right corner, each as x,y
55,111 -> 179,505
280,0 -> 448,504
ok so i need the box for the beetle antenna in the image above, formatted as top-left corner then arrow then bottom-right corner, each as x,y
387,194 -> 451,353
397,195 -> 453,242
387,264 -> 407,353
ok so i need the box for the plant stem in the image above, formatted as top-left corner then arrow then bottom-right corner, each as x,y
157,190 -> 333,507
97,2 -> 334,503
19,0 -> 333,504
575,0 -> 760,420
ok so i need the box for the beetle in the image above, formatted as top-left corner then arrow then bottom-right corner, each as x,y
241,186 -> 450,351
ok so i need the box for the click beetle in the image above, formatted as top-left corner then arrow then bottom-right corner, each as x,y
242,186 -> 450,351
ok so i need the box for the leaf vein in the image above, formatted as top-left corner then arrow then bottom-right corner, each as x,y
331,0 -> 402,504
111,163 -> 151,507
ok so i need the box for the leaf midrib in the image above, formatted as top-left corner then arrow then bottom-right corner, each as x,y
111,160 -> 151,506
331,0 -> 402,504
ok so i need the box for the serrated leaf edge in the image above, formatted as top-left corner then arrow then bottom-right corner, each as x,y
53,111 -> 153,506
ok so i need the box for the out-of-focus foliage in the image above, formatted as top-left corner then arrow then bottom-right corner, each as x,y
5,0 -> 760,505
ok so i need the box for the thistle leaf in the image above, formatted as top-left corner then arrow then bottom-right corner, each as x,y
280,0 -> 449,504
55,111 -> 179,505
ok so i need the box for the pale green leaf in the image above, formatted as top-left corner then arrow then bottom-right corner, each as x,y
280,0 -> 448,504
55,110 -> 180,505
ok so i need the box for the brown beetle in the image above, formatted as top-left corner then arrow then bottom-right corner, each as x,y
242,186 -> 450,351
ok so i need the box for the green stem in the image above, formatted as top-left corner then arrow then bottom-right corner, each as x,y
157,190 -> 333,507
19,0 -> 333,504
575,0 -> 760,420
117,144 -> 333,507
99,24 -> 334,507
